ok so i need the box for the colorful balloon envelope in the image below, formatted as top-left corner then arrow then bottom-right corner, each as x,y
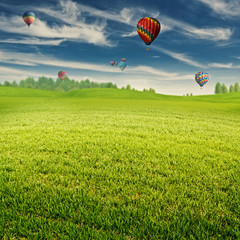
118,61 -> 127,71
58,71 -> 67,80
23,11 -> 35,28
137,17 -> 161,48
195,72 -> 209,88
121,58 -> 126,62
110,60 -> 115,66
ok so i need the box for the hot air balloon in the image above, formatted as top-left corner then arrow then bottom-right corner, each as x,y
118,61 -> 127,71
110,60 -> 115,66
114,62 -> 118,66
137,17 -> 161,50
195,72 -> 209,88
58,71 -> 67,80
23,12 -> 35,28
121,58 -> 126,62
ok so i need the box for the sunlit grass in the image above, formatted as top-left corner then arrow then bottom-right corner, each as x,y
0,87 -> 240,239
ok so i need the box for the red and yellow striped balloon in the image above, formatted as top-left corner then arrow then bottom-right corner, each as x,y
137,17 -> 161,47
58,71 -> 67,81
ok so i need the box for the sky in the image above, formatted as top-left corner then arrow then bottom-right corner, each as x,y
0,0 -> 240,95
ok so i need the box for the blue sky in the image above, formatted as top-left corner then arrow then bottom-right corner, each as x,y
0,0 -> 240,95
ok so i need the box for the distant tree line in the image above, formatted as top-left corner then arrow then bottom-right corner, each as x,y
184,93 -> 193,96
1,77 -> 157,93
1,77 -> 118,92
121,85 -> 156,93
215,82 -> 240,94
143,88 -> 156,93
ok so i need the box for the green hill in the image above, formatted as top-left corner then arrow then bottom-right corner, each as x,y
186,92 -> 240,103
0,85 -> 239,239
1,86 -> 240,103
63,88 -> 180,100
0,86 -> 63,98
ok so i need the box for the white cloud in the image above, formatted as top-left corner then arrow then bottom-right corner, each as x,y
0,66 -> 28,75
152,47 -> 205,68
210,62 -> 234,68
60,0 -> 81,23
209,62 -> 240,68
0,38 -> 65,46
0,15 -> 111,46
197,0 -> 240,17
122,31 -> 138,37
36,1 -> 134,27
0,49 -> 192,79
0,66 -> 57,82
152,47 -> 240,69
160,23 -> 173,33
128,65 -> 193,80
38,0 -> 231,43
120,8 -> 135,24
122,6 -> 232,42
0,0 -> 233,48
0,51 -> 37,66
0,50 -> 116,73
0,1 -> 112,47
4,48 -> 238,82
0,49 -> 194,83
160,15 -> 233,41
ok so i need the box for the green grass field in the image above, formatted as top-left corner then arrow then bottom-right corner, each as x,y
0,86 -> 240,239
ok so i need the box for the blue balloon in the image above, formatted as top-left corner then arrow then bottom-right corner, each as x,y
118,61 -> 127,71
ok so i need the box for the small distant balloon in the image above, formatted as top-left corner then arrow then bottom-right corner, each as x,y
114,62 -> 118,66
23,11 -> 35,28
118,61 -> 127,71
121,58 -> 126,62
110,60 -> 115,66
58,71 -> 67,80
195,72 -> 209,88
137,17 -> 161,50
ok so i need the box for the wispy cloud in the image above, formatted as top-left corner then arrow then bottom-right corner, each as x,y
209,62 -> 240,68
0,0 -> 113,47
0,49 -> 195,83
0,0 -> 233,47
38,0 -> 232,43
197,0 -> 240,17
128,65 -> 193,80
0,66 -> 57,82
0,38 -> 65,46
120,10 -> 232,42
37,0 -> 141,40
152,46 -> 240,69
0,15 -> 112,46
160,15 -> 233,41
152,46 -> 205,68
0,51 -> 37,66
0,50 -> 117,73
122,31 -> 138,37
4,47 -> 236,76
47,1 -> 136,25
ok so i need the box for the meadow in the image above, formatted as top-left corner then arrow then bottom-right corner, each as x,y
0,86 -> 239,239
